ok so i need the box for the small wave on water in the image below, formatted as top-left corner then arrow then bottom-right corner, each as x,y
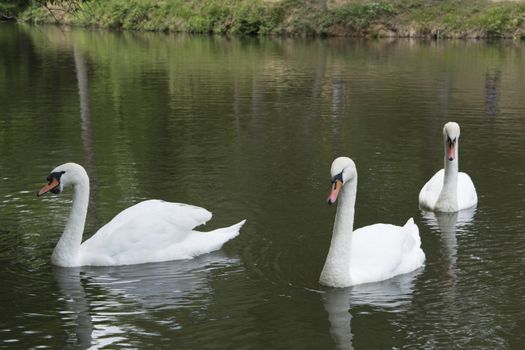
1,252 -> 243,349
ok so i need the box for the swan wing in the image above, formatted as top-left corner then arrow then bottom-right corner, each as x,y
349,218 -> 425,285
418,169 -> 444,210
458,172 -> 477,210
79,200 -> 235,265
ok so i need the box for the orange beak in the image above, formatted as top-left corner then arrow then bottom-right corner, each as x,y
37,178 -> 60,197
327,179 -> 342,205
448,142 -> 455,161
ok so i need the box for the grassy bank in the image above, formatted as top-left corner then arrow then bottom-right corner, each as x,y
14,0 -> 525,38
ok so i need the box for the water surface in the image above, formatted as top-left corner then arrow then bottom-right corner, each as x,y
1,23 -> 525,349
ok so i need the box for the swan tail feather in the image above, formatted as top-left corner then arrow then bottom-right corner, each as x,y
403,217 -> 421,247
210,219 -> 246,241
404,218 -> 425,272
185,220 -> 246,258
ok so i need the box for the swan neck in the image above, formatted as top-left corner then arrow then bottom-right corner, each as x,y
51,173 -> 90,267
334,178 -> 356,237
320,175 -> 357,287
443,140 -> 459,190
436,140 -> 459,211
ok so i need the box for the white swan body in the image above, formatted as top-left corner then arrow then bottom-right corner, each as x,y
38,163 -> 245,267
419,169 -> 477,212
320,157 -> 425,288
419,122 -> 477,212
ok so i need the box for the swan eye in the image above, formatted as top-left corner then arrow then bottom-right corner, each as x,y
47,171 -> 66,184
332,172 -> 344,183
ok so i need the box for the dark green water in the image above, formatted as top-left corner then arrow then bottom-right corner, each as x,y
1,23 -> 525,349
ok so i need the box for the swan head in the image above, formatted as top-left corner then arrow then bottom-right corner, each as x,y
443,122 -> 460,161
327,157 -> 356,205
37,163 -> 87,196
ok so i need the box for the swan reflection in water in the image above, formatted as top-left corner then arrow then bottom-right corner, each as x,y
53,252 -> 241,348
421,208 -> 476,280
322,269 -> 421,350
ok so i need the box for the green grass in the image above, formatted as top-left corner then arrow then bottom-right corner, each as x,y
398,0 -> 525,38
27,0 -> 285,35
14,0 -> 525,38
469,3 -> 525,37
330,1 -> 396,30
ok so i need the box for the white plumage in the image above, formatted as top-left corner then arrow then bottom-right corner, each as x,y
419,122 -> 477,212
338,219 -> 423,286
419,169 -> 477,211
37,163 -> 245,267
81,200 -> 245,266
320,157 -> 425,288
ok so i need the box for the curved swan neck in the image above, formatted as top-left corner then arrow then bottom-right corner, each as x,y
333,177 -> 357,237
320,174 -> 357,287
51,168 -> 90,267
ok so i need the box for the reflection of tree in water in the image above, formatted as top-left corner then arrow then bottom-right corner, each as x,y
329,74 -> 346,155
436,74 -> 452,118
331,73 -> 346,115
485,70 -> 501,118
310,40 -> 346,155
73,45 -> 99,227
312,40 -> 327,100
73,46 -> 94,170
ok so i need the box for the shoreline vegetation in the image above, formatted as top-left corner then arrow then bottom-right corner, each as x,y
2,0 -> 525,39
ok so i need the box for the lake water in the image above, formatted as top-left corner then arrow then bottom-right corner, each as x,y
1,23 -> 525,349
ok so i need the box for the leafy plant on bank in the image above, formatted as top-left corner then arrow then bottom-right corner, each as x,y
469,3 -> 525,37
330,1 -> 396,30
0,0 -> 31,19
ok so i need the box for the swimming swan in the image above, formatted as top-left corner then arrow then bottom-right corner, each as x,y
37,163 -> 245,267
419,122 -> 477,212
319,157 -> 425,288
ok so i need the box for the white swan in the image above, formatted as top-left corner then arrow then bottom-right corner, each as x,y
319,157 -> 425,288
419,122 -> 477,212
37,163 -> 245,267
